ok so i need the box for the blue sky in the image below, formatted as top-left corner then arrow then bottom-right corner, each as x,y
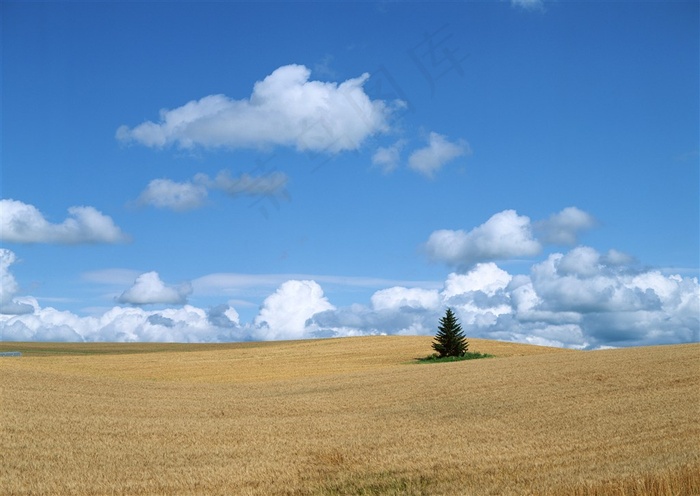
1,0 -> 698,348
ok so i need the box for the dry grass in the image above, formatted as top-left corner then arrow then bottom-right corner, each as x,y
1,336 -> 698,495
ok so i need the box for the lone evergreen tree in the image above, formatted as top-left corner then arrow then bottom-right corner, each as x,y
432,308 -> 468,358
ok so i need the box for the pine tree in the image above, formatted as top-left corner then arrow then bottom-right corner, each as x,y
432,308 -> 468,358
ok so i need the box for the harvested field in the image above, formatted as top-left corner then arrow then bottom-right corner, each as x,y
1,336 -> 698,495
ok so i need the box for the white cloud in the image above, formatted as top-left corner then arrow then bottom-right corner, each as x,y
442,263 -> 512,299
371,287 -> 440,311
371,140 -> 406,174
425,210 -> 541,267
253,280 -> 335,340
0,249 -> 20,306
0,249 -> 33,315
440,264 -> 513,329
407,132 -> 470,177
116,271 -> 192,306
424,207 -> 597,268
529,250 -> 673,314
556,246 -> 601,278
117,64 -> 391,153
136,178 -> 208,211
602,249 -> 635,266
508,275 -> 582,326
534,206 -> 596,245
0,199 -> 129,244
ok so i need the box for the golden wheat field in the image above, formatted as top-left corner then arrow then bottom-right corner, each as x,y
1,336 -> 698,496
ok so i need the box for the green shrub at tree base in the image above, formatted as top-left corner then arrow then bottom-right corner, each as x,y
417,351 -> 494,363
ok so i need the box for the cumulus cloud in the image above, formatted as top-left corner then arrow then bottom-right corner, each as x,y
207,304 -> 240,329
371,286 -> 440,311
440,263 -> 513,331
407,132 -> 470,177
425,210 -> 541,267
528,248 -> 685,318
534,207 -> 596,245
254,280 -> 335,340
0,199 -> 129,244
522,250 -> 700,346
117,64 -> 391,153
442,263 -> 513,300
117,271 -> 192,306
136,178 -> 208,211
371,140 -> 406,174
424,207 -> 599,268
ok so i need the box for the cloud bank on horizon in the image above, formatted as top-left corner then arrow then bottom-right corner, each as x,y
1,206 -> 698,349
